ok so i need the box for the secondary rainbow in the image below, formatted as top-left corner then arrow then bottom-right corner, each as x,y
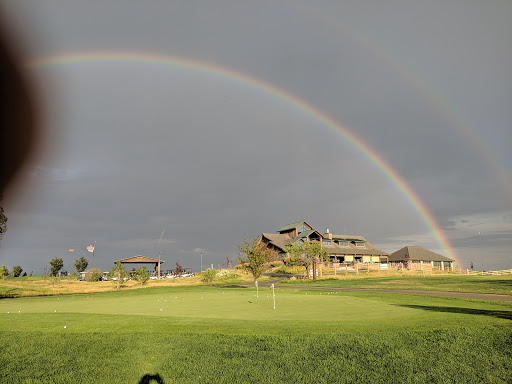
28,51 -> 459,263
294,4 -> 512,199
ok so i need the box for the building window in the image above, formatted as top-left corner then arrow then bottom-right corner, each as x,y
310,233 -> 320,241
337,241 -> 348,246
356,242 -> 365,247
323,241 -> 331,245
295,239 -> 303,245
297,224 -> 309,233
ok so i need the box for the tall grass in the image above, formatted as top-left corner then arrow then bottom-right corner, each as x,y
0,272 -> 263,298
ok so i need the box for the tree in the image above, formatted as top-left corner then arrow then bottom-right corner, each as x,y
133,266 -> 150,286
111,260 -> 128,289
49,258 -> 63,277
11,265 -> 22,277
74,257 -> 89,273
1,265 -> 8,279
174,262 -> 183,276
235,236 -> 276,281
0,194 -> 7,241
285,241 -> 329,280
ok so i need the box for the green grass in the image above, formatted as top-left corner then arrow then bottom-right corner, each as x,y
1,286 -> 511,383
281,274 -> 512,295
3,327 -> 510,383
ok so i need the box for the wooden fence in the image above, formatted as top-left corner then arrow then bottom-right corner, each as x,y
316,264 -> 512,276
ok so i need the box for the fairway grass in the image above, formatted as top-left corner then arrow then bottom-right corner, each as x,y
1,286 -> 511,383
281,274 -> 512,295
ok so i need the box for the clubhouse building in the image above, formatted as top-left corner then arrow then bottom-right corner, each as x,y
260,221 -> 389,264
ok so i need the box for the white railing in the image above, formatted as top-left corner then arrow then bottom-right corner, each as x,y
465,269 -> 512,276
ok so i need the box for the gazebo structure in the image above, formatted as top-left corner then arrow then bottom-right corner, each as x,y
119,255 -> 165,278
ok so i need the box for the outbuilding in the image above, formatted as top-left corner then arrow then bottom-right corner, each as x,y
389,246 -> 454,271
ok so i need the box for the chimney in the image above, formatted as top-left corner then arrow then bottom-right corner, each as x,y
324,229 -> 332,240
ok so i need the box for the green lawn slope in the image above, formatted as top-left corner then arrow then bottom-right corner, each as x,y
1,285 -> 511,383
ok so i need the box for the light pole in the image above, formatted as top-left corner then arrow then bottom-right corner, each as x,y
200,251 -> 203,273
158,251 -> 161,279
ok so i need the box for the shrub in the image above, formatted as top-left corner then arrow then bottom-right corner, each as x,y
86,268 -> 102,282
216,269 -> 237,278
201,268 -> 217,283
133,266 -> 150,286
272,265 -> 291,274
269,261 -> 284,268
273,265 -> 305,274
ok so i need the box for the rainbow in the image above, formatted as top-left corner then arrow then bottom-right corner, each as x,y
27,51 -> 459,263
292,4 -> 512,199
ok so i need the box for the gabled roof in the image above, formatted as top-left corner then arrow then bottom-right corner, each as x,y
295,229 -> 321,239
261,233 -> 295,252
389,246 -> 452,262
119,255 -> 164,264
277,221 -> 312,233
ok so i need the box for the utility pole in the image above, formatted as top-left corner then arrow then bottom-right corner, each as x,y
200,251 -> 203,272
158,251 -> 161,279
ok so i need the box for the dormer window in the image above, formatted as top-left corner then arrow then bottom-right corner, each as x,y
337,241 -> 348,246
323,240 -> 331,245
356,242 -> 365,247
297,224 -> 309,233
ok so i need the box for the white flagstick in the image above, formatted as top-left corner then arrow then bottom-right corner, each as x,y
271,283 -> 275,309
255,280 -> 258,298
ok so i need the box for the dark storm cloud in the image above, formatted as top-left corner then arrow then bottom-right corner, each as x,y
0,1 -> 511,271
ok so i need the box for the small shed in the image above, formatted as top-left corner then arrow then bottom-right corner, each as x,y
119,255 -> 165,277
389,246 -> 454,270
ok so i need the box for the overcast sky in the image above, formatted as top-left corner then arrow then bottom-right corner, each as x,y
1,1 -> 511,273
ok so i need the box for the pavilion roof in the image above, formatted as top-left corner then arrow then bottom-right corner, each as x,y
119,255 -> 164,264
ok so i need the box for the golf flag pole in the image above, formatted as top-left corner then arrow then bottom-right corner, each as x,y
255,280 -> 258,298
270,283 -> 275,309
